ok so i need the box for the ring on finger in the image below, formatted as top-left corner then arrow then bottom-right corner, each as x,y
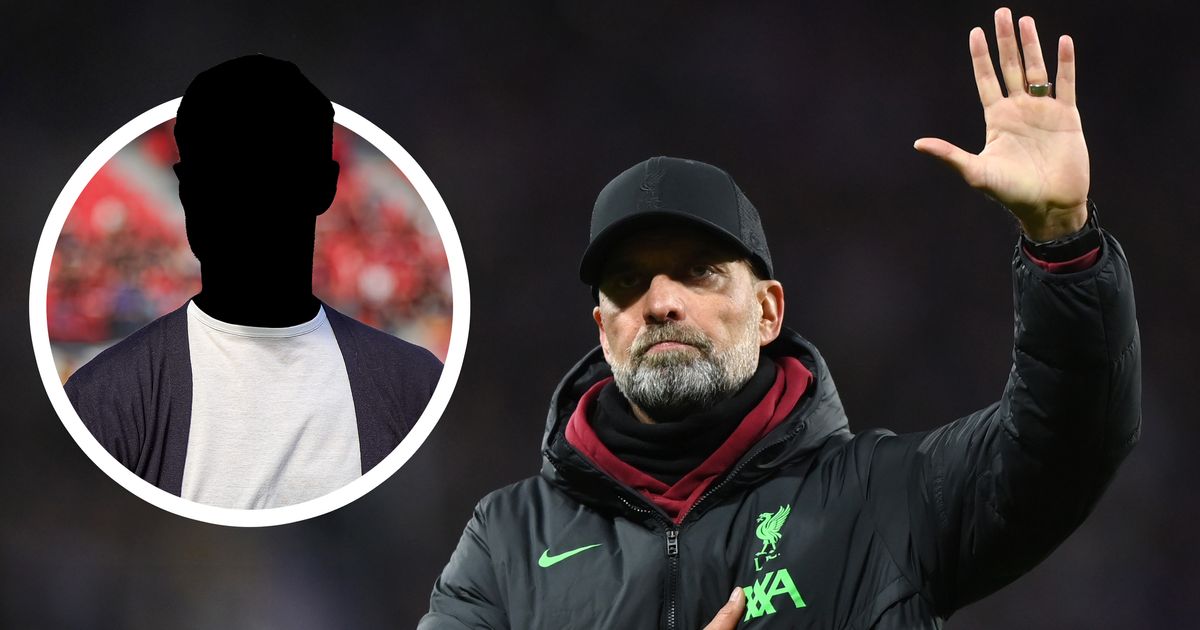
1027,81 -> 1053,97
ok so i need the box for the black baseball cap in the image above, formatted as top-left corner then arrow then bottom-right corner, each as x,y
579,156 -> 774,287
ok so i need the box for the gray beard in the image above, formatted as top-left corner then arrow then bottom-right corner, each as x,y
609,321 -> 759,422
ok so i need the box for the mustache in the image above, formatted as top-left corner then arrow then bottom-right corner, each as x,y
630,324 -> 714,358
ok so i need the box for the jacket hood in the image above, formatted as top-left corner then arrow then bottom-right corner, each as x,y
540,327 -> 852,520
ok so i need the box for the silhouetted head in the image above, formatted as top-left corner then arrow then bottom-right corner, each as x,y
173,54 -> 339,269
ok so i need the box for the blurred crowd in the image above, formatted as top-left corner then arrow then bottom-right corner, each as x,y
47,121 -> 452,382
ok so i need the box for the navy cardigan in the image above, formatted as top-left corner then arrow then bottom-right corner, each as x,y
64,301 -> 444,496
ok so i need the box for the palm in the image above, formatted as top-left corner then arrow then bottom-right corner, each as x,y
976,96 -> 1089,213
915,8 -> 1090,241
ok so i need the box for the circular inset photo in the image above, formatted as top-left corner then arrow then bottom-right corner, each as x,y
29,55 -> 469,527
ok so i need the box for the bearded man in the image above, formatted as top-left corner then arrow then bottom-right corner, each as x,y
420,8 -> 1140,629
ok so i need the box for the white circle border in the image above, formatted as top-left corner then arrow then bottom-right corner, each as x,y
29,98 -> 470,527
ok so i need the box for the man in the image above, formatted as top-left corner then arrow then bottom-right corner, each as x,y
421,8 -> 1139,630
64,55 -> 443,509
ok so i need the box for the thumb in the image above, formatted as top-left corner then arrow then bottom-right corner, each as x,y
913,137 -> 984,188
701,587 -> 746,630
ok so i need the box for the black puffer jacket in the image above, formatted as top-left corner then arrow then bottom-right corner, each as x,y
421,232 -> 1140,629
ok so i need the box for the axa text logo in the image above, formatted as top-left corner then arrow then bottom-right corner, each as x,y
742,568 -> 806,621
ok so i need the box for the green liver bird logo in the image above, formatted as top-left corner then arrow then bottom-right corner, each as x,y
754,505 -> 791,571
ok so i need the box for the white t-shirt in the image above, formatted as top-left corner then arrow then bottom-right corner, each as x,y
180,300 -> 361,509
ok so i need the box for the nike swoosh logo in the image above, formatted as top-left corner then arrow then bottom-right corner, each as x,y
538,543 -> 603,568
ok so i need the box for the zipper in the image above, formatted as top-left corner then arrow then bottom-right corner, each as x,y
665,528 -> 680,630
657,431 -> 802,628
665,528 -> 679,556
617,494 -> 681,630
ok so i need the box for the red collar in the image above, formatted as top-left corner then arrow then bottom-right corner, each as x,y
565,356 -> 813,524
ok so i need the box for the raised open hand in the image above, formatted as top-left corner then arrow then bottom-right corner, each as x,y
914,7 -> 1089,241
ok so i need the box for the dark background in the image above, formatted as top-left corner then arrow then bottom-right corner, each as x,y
2,2 -> 1194,628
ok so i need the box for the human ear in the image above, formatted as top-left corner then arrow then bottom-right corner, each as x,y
593,305 -> 612,362
756,280 -> 785,346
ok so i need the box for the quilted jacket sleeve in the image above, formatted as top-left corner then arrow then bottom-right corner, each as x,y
418,498 -> 510,630
868,229 -> 1141,615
